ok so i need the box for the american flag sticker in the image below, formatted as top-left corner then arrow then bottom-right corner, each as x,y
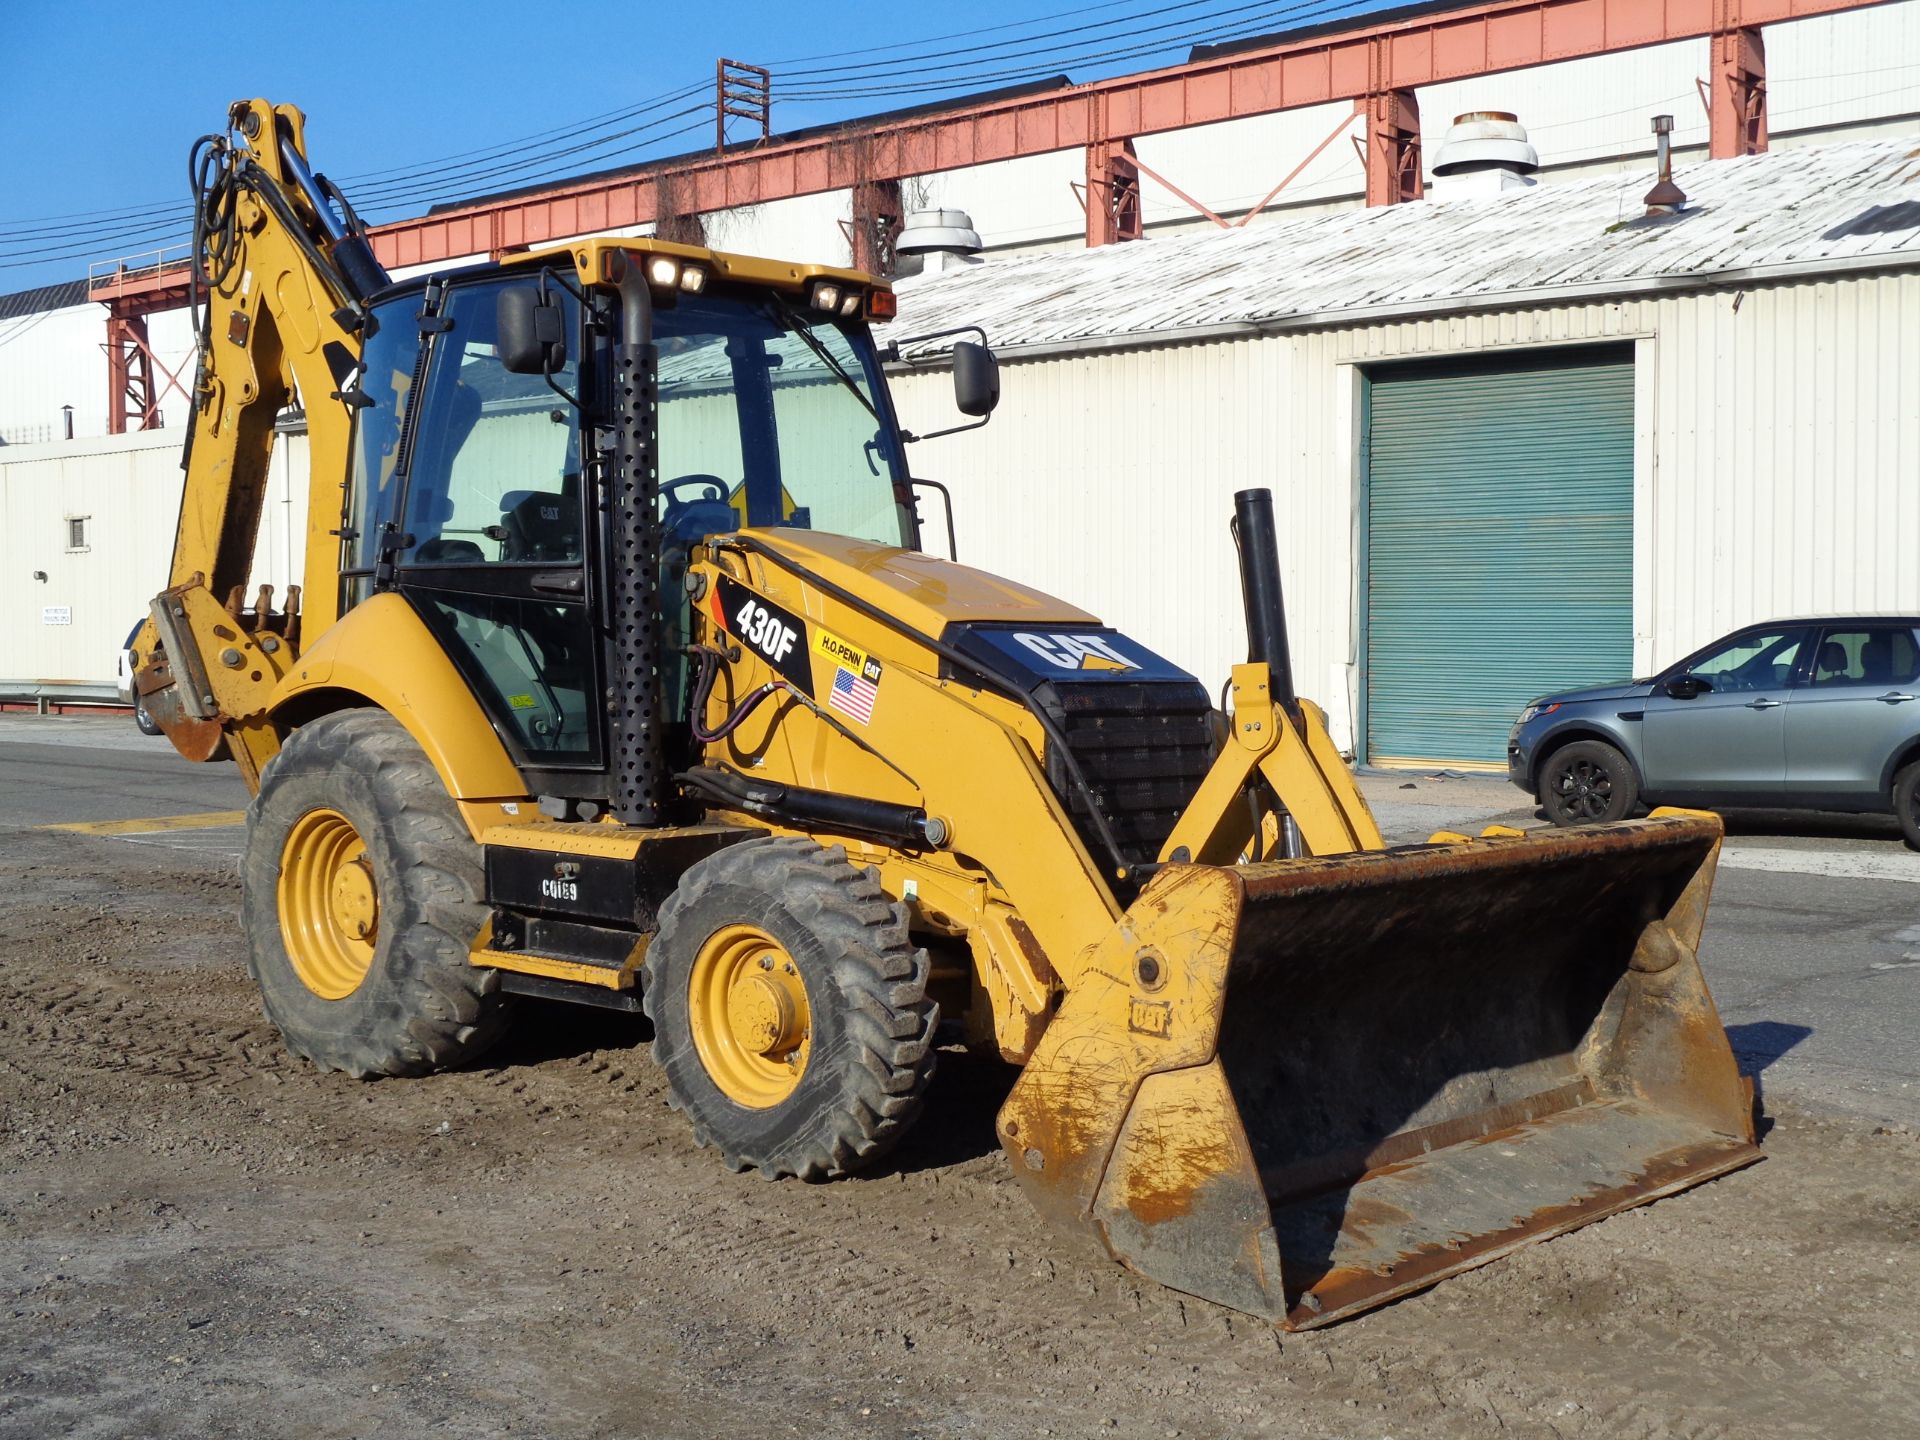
830,662 -> 880,724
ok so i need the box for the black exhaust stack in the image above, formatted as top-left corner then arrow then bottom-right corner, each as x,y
1232,488 -> 1297,713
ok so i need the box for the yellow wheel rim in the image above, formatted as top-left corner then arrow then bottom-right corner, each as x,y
277,808 -> 380,1001
687,923 -> 811,1108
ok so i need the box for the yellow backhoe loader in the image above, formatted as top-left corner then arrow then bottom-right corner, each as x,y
134,100 -> 1760,1329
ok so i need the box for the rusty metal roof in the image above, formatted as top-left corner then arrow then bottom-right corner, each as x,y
891,139 -> 1920,357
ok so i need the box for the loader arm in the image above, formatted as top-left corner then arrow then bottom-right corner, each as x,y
135,98 -> 389,787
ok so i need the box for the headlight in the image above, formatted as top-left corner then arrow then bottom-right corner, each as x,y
811,282 -> 841,312
646,255 -> 681,288
678,265 -> 707,294
1517,701 -> 1561,724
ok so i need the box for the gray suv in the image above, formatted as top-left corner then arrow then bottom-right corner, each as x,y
1508,616 -> 1920,848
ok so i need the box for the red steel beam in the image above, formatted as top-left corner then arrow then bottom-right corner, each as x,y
368,0 -> 1891,269
1709,26 -> 1768,156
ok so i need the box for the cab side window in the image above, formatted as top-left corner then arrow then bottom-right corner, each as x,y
341,297 -> 426,606
401,281 -> 582,565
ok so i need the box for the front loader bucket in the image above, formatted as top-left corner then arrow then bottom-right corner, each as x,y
998,815 -> 1760,1329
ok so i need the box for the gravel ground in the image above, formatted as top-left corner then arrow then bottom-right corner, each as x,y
2,818 -> 1917,1439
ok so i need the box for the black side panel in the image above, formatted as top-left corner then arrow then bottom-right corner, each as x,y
490,912 -> 637,967
484,828 -> 752,930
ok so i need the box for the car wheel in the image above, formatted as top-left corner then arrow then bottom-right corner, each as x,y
1540,739 -> 1640,826
134,702 -> 164,737
1894,761 -> 1920,852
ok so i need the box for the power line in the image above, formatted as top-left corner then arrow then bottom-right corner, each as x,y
774,0 -> 1257,82
0,96 -> 713,267
774,0 -> 1373,101
762,0 -> 1184,65
0,80 -> 711,240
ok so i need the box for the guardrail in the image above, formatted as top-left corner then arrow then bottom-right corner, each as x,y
88,245 -> 193,294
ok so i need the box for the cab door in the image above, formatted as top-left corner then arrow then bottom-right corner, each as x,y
390,276 -> 604,789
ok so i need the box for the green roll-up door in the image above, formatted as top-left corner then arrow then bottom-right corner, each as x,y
1364,346 -> 1634,767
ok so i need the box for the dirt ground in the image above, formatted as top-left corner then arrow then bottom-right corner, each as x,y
3,826 -> 1917,1440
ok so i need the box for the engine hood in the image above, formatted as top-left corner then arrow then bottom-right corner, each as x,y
1532,679 -> 1655,708
740,529 -> 1098,637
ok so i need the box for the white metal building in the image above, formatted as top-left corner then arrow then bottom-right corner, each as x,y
4,134 -> 1917,773
1,1 -> 1916,449
0,426 -> 308,704
885,137 -> 1920,765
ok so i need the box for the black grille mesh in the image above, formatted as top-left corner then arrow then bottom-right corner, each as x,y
1039,680 -> 1218,870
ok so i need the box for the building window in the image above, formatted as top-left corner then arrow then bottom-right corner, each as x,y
65,516 -> 90,552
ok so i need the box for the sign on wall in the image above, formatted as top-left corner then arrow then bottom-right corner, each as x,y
40,606 -> 71,626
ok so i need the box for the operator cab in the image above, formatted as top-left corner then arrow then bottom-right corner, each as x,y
337,256 -> 918,802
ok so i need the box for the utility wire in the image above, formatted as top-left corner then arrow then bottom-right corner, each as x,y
774,0 -> 1267,82
2,0 -> 1339,243
775,0 -> 1375,100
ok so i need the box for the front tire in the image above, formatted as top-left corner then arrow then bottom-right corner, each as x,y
133,702 -> 163,737
644,837 -> 938,1180
243,709 -> 510,1077
1540,738 -> 1640,825
1894,761 -> 1920,852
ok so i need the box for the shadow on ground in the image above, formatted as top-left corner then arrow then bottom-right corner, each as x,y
873,1047 -> 1015,1175
1726,1020 -> 1815,1141
1715,809 -> 1906,843
476,996 -> 652,1070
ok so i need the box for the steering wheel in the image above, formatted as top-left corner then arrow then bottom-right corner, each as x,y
661,474 -> 730,507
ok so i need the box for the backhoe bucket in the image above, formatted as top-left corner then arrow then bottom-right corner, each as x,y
998,815 -> 1760,1329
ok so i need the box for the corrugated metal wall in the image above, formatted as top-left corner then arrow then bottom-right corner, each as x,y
6,271 -> 1916,713
889,272 -> 1920,753
5,0 -> 1915,445
0,428 -> 308,687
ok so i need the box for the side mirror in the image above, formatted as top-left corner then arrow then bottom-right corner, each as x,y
497,285 -> 567,376
952,341 -> 1000,418
1665,674 -> 1712,699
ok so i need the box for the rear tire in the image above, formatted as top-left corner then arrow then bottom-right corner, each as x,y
1894,761 -> 1920,852
644,837 -> 938,1180
1539,739 -> 1640,826
242,709 -> 510,1078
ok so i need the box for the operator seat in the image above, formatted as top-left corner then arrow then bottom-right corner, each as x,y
413,537 -> 485,564
500,490 -> 580,562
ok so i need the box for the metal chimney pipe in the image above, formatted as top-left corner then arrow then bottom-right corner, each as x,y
1644,113 -> 1687,215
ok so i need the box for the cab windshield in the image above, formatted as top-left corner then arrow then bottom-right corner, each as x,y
654,290 -> 911,550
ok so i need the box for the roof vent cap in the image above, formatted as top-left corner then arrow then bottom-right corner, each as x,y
895,209 -> 984,256
1431,112 -> 1540,177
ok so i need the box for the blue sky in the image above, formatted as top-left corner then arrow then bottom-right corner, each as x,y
0,0 -> 1385,293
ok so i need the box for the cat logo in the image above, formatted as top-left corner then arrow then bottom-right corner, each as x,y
1013,632 -> 1139,673
1128,997 -> 1172,1038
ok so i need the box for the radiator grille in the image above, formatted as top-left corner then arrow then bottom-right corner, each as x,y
1039,680 -> 1217,870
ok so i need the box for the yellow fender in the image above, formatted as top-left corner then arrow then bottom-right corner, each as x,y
269,593 -> 530,823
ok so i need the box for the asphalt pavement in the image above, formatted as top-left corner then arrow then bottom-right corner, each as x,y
5,714 -> 1915,1126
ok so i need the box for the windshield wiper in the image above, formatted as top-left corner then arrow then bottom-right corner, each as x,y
764,293 -> 881,425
